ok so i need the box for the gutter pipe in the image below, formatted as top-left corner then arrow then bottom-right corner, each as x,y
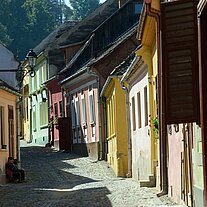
87,69 -> 103,160
145,0 -> 168,196
121,84 -> 132,177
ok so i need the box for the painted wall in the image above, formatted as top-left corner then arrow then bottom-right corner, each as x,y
128,64 -> 151,182
47,79 -> 62,148
65,76 -> 100,159
0,89 -> 17,184
192,124 -> 204,207
22,75 -> 30,143
29,56 -> 48,145
104,78 -> 128,177
167,124 -> 183,204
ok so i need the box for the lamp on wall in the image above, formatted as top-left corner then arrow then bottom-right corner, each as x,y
25,49 -> 37,78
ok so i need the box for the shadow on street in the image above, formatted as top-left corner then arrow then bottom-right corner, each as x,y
0,146 -> 112,207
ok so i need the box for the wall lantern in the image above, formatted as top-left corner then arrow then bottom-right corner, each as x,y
41,88 -> 48,102
26,49 -> 37,78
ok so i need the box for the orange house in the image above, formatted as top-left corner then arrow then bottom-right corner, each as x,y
0,80 -> 20,184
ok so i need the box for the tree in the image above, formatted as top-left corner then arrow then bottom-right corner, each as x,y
0,0 -> 98,60
0,23 -> 12,47
69,0 -> 100,20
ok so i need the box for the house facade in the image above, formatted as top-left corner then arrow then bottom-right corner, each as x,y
136,0 -> 200,206
0,83 -> 19,184
60,0 -> 142,159
100,62 -> 129,177
197,0 -> 207,206
0,45 -> 20,184
29,53 -> 48,145
121,54 -> 158,186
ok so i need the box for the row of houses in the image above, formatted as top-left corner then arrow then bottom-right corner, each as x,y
7,0 -> 207,206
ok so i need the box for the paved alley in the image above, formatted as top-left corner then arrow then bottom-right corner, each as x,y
0,146 -> 185,207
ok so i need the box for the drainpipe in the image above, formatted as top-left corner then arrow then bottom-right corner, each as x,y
16,96 -> 21,164
145,1 -> 168,195
198,11 -> 207,207
87,69 -> 103,160
121,83 -> 132,177
101,97 -> 108,161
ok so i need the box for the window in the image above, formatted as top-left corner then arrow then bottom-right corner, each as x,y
144,86 -> 148,126
59,101 -> 63,117
33,106 -> 36,131
71,100 -> 75,128
0,106 -> 4,148
89,91 -> 95,123
137,92 -> 141,128
132,97 -> 136,131
75,98 -> 80,126
81,95 -> 86,125
24,98 -> 28,121
134,3 -> 142,15
40,102 -> 48,126
54,103 -> 58,117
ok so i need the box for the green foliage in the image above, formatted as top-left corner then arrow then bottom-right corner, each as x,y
0,0 -> 99,60
0,0 -> 73,60
69,0 -> 100,20
0,23 -> 12,46
151,116 -> 159,139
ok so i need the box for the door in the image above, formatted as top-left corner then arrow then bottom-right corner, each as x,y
58,117 -> 71,151
8,106 -> 14,157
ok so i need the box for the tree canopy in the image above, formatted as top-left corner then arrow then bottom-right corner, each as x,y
0,0 -> 100,60
69,0 -> 100,20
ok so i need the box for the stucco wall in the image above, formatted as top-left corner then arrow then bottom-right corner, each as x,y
66,77 -> 100,159
105,78 -> 128,177
129,66 -> 150,181
31,94 -> 48,146
167,124 -> 183,204
192,124 -> 204,207
0,89 -> 17,183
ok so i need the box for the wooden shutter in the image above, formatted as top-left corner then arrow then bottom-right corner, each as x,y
161,0 -> 199,124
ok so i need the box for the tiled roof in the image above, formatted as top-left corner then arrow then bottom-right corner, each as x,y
57,0 -> 119,47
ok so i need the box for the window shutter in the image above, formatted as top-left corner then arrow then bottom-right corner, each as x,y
161,0 -> 199,124
89,94 -> 95,123
71,101 -> 75,128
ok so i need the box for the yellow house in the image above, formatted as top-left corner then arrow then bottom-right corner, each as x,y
0,80 -> 20,184
101,64 -> 129,177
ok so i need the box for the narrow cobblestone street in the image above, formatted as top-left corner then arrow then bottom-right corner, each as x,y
0,146 -> 185,207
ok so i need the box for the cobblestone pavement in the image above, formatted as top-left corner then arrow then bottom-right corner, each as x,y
0,146 -> 186,207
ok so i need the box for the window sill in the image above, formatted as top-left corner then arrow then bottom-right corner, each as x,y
0,149 -> 7,152
40,125 -> 48,129
90,122 -> 95,127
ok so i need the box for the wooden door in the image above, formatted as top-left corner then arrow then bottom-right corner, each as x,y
8,106 -> 14,157
58,117 -> 71,151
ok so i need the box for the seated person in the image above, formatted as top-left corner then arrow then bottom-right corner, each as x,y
5,157 -> 23,183
13,159 -> 25,182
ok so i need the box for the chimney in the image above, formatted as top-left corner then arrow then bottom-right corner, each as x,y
118,0 -> 127,8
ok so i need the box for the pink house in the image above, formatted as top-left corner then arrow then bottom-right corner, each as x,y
46,77 -> 70,150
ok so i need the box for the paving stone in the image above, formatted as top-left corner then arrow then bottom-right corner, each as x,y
0,145 -> 186,207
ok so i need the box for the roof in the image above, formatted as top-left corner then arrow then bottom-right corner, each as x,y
57,0 -> 119,47
60,25 -> 138,85
34,20 -> 78,55
110,52 -> 136,76
120,55 -> 143,83
100,50 -> 138,97
0,79 -> 20,96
